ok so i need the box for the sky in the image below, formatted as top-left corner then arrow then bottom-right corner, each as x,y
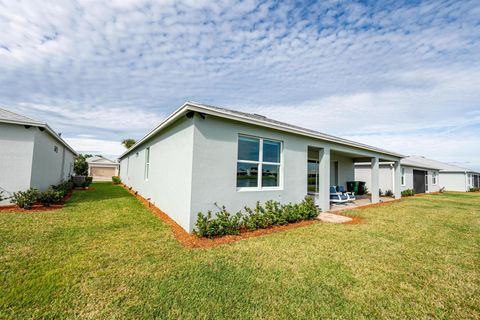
1,0 -> 479,170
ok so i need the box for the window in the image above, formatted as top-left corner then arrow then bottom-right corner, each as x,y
237,135 -> 282,189
401,168 -> 406,186
432,172 -> 437,185
53,146 -> 58,153
145,147 -> 150,180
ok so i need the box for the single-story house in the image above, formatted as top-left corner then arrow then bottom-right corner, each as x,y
119,101 -> 404,233
0,107 -> 77,205
355,156 -> 442,194
398,156 -> 479,192
87,156 -> 119,181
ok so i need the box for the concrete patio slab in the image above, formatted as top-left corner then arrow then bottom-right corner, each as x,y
316,212 -> 353,223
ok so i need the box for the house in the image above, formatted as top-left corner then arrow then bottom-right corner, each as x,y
87,156 -> 119,181
401,156 -> 479,192
355,155 -> 480,193
355,156 -> 442,194
0,107 -> 77,204
119,101 -> 404,233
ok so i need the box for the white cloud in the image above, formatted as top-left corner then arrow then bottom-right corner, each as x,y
0,0 -> 479,169
65,137 -> 126,158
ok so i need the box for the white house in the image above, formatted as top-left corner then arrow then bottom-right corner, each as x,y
87,156 -> 119,181
355,156 -> 442,194
400,156 -> 479,192
0,108 -> 77,204
119,102 -> 404,233
355,155 -> 480,193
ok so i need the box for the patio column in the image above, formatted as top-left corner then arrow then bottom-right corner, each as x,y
318,147 -> 331,212
394,160 -> 401,199
371,156 -> 380,203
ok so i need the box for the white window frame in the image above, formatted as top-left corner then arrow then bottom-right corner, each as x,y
432,172 -> 437,185
401,167 -> 406,186
236,134 -> 283,192
145,147 -> 150,181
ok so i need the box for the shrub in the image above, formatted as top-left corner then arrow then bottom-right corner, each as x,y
194,197 -> 319,238
52,180 -> 74,197
384,189 -> 394,197
10,188 -> 39,209
112,176 -> 121,184
469,187 -> 480,192
84,176 -> 93,187
379,189 -> 384,197
74,155 -> 89,176
194,204 -> 242,238
0,191 -> 5,202
401,189 -> 415,197
38,188 -> 63,206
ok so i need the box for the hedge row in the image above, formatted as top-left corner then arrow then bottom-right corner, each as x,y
193,197 -> 318,238
10,180 -> 74,209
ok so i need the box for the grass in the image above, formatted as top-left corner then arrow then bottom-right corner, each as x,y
1,183 -> 479,319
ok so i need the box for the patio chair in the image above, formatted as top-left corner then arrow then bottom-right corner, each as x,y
336,185 -> 356,202
330,186 -> 348,204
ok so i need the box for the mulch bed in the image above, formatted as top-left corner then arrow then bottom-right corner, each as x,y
121,184 -> 361,248
0,190 -> 74,213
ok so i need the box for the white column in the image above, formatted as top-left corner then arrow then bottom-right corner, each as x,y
318,147 -> 331,212
371,156 -> 380,203
394,160 -> 401,199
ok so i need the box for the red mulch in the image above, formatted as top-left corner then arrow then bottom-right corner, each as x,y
120,184 -> 363,248
0,190 -> 74,213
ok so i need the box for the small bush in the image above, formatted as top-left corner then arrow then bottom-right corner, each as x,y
194,204 -> 242,238
11,188 -> 39,209
52,180 -> 74,197
401,189 -> 415,197
38,188 -> 63,206
194,197 -> 318,238
384,189 -> 394,197
379,189 -> 384,197
112,176 -> 121,184
469,187 -> 480,192
84,176 -> 93,187
0,191 -> 5,202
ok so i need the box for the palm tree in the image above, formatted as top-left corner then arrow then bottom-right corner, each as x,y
122,139 -> 136,149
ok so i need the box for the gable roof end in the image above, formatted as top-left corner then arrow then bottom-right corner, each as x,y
0,107 -> 78,156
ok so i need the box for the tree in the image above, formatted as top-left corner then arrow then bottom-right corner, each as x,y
74,154 -> 91,176
122,139 -> 136,149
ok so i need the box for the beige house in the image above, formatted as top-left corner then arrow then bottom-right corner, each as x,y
87,156 -> 119,181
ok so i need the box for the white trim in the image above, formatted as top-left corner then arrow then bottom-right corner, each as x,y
236,134 -> 283,191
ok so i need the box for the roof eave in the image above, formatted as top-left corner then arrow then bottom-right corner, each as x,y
119,101 -> 405,160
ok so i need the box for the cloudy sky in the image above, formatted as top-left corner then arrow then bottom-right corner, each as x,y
1,0 -> 479,170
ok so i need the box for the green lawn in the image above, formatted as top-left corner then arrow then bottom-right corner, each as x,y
1,183 -> 479,319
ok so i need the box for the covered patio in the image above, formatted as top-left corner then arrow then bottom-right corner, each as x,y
307,145 -> 403,212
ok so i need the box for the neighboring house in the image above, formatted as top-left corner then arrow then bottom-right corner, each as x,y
401,156 -> 480,192
355,156 -> 442,194
119,101 -> 404,233
0,107 -> 77,205
87,156 -> 119,181
355,155 -> 480,193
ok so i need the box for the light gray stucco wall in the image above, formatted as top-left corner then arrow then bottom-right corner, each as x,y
119,117 -> 195,232
189,114 -> 398,232
354,164 -> 393,193
439,172 -> 467,192
0,123 -> 35,204
30,128 -> 75,191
